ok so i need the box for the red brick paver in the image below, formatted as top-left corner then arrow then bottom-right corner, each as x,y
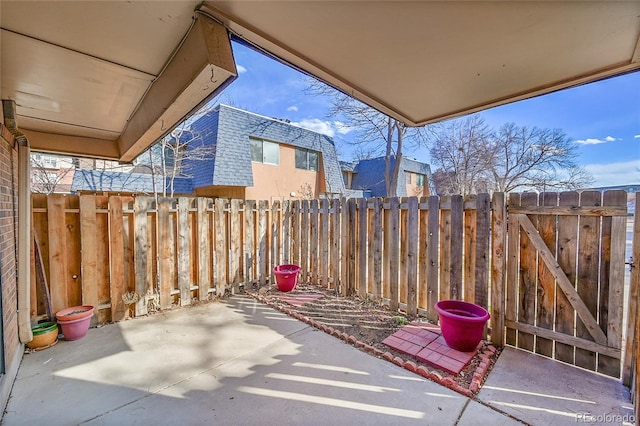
274,293 -> 323,307
383,321 -> 476,375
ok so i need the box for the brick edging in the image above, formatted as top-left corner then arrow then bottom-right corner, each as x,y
246,292 -> 497,398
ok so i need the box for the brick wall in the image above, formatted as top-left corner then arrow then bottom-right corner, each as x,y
0,126 -> 19,372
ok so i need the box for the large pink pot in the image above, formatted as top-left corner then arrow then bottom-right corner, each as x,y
56,305 -> 94,322
435,300 -> 490,352
58,314 -> 93,341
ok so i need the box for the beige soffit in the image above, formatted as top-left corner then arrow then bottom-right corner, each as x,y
1,1 -> 237,161
203,1 -> 640,126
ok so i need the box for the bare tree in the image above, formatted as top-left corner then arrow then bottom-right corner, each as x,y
305,79 -> 425,197
490,123 -> 593,192
31,153 -> 75,194
428,116 -> 494,196
137,110 -> 216,198
428,117 -> 594,194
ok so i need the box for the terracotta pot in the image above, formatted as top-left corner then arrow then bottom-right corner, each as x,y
59,314 -> 93,341
56,305 -> 94,322
26,321 -> 59,349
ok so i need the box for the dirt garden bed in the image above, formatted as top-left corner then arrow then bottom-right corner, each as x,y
243,282 -> 501,397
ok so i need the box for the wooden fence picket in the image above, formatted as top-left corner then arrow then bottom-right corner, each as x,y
108,196 -> 126,320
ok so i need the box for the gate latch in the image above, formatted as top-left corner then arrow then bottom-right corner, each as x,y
626,256 -> 635,272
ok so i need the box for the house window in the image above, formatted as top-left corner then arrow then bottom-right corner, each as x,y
33,153 -> 58,168
405,171 -> 412,184
416,174 -> 425,187
250,139 -> 279,165
295,148 -> 319,171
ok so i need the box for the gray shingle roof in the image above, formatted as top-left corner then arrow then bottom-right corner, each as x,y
71,169 -> 193,194
348,155 -> 434,197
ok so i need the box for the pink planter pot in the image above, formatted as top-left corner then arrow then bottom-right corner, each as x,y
273,264 -> 301,292
58,314 -> 93,341
56,305 -> 94,341
435,300 -> 490,352
56,305 -> 95,322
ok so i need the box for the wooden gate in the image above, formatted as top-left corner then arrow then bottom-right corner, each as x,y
504,191 -> 628,378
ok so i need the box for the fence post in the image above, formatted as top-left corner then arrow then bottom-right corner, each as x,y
157,197 -> 173,308
79,195 -> 98,322
339,198 -> 349,296
623,194 -> 639,387
214,198 -> 227,296
177,197 -> 191,306
407,197 -> 418,316
108,196 -> 126,321
389,197 -> 400,311
372,198 -> 383,301
475,193 -> 491,307
490,192 -> 506,346
330,198 -> 341,290
358,197 -> 368,298
197,197 -> 210,301
133,196 -> 150,316
426,195 -> 440,322
320,198 -> 330,287
450,194 -> 463,300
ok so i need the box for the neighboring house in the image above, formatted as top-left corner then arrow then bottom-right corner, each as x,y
345,156 -> 435,197
31,153 -> 135,194
72,105 -> 362,200
187,105 -> 346,200
30,153 -> 75,194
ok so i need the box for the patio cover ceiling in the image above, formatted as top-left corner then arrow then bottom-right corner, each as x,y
1,2 -> 639,162
0,1 -> 237,162
203,1 -> 640,126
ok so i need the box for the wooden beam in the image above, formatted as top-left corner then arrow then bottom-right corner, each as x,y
119,15 -> 237,162
509,205 -> 627,217
505,320 -> 620,359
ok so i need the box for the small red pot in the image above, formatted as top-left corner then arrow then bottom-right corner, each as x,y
273,264 -> 301,292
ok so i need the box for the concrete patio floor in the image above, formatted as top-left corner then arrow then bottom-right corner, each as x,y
3,296 -> 633,425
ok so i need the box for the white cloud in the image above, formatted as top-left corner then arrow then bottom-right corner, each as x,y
290,118 -> 355,138
237,64 -> 247,74
287,105 -> 299,112
576,136 -> 619,145
585,160 -> 640,187
333,121 -> 353,135
634,134 -> 640,139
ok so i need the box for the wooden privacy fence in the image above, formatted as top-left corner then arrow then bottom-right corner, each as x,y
31,191 -> 634,380
30,193 -> 498,326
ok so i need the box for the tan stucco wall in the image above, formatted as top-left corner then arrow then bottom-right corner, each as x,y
405,172 -> 430,197
245,144 -> 324,200
195,185 -> 246,199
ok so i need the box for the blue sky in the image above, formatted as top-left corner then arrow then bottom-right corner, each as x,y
217,41 -> 639,188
